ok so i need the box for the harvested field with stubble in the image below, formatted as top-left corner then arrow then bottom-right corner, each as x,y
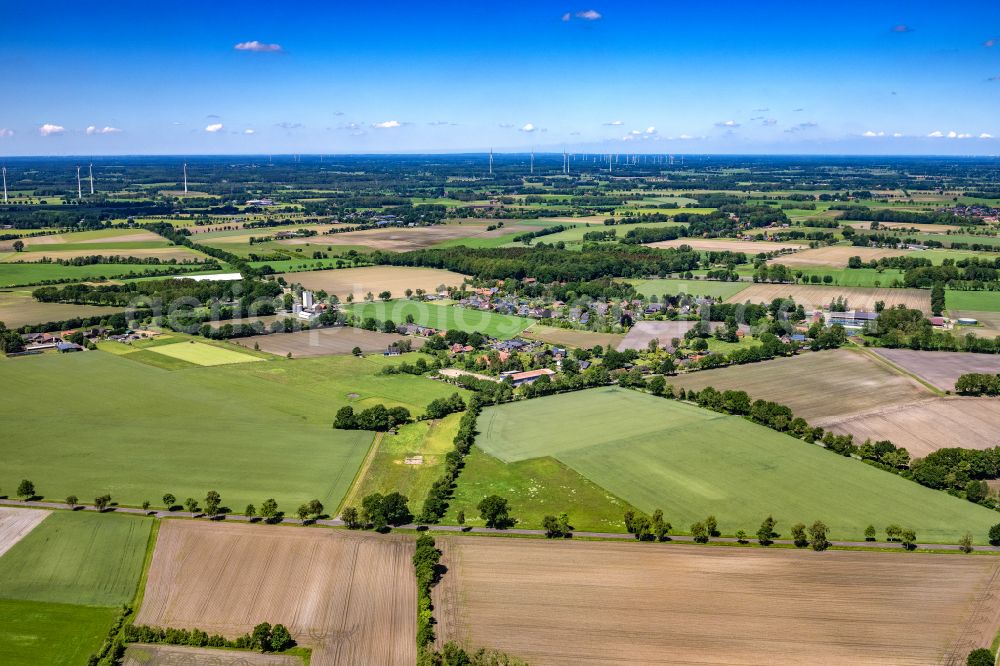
669,349 -> 930,422
123,643 -> 303,665
279,223 -> 527,251
279,266 -> 468,300
646,238 -> 803,253
434,538 -> 1000,666
0,508 -> 48,559
818,397 -> 1000,458
236,327 -> 423,357
871,348 -> 1000,392
616,320 -> 718,351
1,246 -> 205,263
136,521 -> 415,666
726,283 -> 931,312
770,245 -> 909,268
521,325 -> 624,350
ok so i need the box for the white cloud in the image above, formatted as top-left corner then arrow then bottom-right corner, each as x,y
956,133 -> 973,139
862,130 -> 885,137
715,120 -> 740,128
576,9 -> 602,20
243,129 -> 255,135
980,133 -> 994,139
603,120 -> 623,126
562,12 -> 571,21
234,40 -> 283,53
276,122 -> 304,129
0,128 -> 13,138
498,122 -> 514,128
761,118 -> 777,126
338,122 -> 362,131
372,120 -> 401,129
205,123 -> 224,133
928,130 -> 944,137
519,123 -> 537,132
645,126 -> 656,134
86,125 -> 122,135
39,123 -> 65,136
678,134 -> 694,140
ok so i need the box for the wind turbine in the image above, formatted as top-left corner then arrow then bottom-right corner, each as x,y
530,148 -> 534,175
76,166 -> 82,199
183,163 -> 188,194
2,166 -> 7,203
89,163 -> 95,195
488,149 -> 493,177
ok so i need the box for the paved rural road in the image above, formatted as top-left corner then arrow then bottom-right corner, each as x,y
3,498 -> 998,553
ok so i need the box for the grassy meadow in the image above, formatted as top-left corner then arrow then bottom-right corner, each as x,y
0,599 -> 118,666
469,386 -> 1000,541
628,278 -> 749,300
347,300 -> 533,338
0,350 -> 464,511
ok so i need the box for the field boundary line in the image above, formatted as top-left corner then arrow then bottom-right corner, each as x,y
130,518 -> 161,610
856,345 -> 945,396
337,432 -> 383,516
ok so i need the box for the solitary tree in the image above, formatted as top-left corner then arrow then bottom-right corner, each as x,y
205,490 -> 221,517
94,494 -> 111,512
864,525 -> 877,542
307,499 -> 324,517
297,504 -> 310,521
959,533 -> 974,554
790,523 -> 808,548
967,648 -> 995,666
184,498 -> 199,514
690,521 -> 709,544
885,524 -> 903,542
735,529 -> 748,544
65,495 -> 78,508
757,516 -> 777,546
901,528 -> 917,551
245,504 -> 257,521
456,510 -> 465,527
341,506 -> 359,529
651,509 -> 670,542
477,495 -> 511,529
989,523 -> 1000,547
269,624 -> 293,652
704,515 -> 719,537
379,290 -> 392,301
260,498 -> 279,522
808,521 -> 830,551
162,493 -> 176,510
12,240 -> 24,252
17,479 -> 35,500
142,500 -> 151,511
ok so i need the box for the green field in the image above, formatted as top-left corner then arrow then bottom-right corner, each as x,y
0,351 -> 464,511
445,447 -> 640,532
147,340 -> 264,366
352,413 -> 461,504
0,599 -> 117,666
791,267 -> 906,287
0,511 -> 151,606
0,262 -> 210,287
946,290 -> 1000,312
347,300 -> 532,338
629,278 -> 749,300
470,386 -> 1000,541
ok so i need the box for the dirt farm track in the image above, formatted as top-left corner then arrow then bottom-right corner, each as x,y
434,537 -> 1000,665
136,521 -> 415,666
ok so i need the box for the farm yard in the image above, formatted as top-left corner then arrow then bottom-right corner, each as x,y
520,324 -> 624,350
347,300 -> 532,339
136,521 -> 415,666
871,348 -> 1000,392
237,326 -> 422,357
433,538 -> 1000,665
726,283 -> 931,312
771,245 -> 909,268
819,397 -> 1000,459
469,386 -> 996,540
0,350 -> 463,511
279,266 -> 468,301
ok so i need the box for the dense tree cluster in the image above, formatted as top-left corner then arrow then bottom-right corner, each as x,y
418,395 -> 483,522
333,404 -> 411,431
955,373 -> 1000,396
124,622 -> 294,653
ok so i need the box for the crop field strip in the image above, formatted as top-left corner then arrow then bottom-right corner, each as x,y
472,385 -> 999,540
769,245 -> 910,268
725,282 -> 931,312
433,537 -> 1000,665
520,325 -> 624,350
0,507 -> 49,558
146,340 -> 264,366
123,644 -> 304,665
870,348 -> 1000,392
629,277 -> 750,300
237,326 -> 423,357
645,238 -> 806,252
347,300 -> 533,339
136,521 -> 415,666
277,222 -> 532,252
280,266 -> 469,301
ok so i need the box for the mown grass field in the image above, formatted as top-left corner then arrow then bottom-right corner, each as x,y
470,386 -> 999,541
0,351 -> 462,511
0,262 -> 211,287
0,288 -> 126,327
0,511 -> 151,607
348,300 -> 532,338
351,414 -> 461,505
628,278 -> 749,300
0,598 -> 117,666
946,290 -> 1000,312
147,340 -> 264,366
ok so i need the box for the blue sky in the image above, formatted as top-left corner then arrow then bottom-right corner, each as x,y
2,0 -> 999,155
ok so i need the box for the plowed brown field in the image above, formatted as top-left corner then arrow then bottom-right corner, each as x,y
136,521 -> 415,666
434,537 -> 1000,665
